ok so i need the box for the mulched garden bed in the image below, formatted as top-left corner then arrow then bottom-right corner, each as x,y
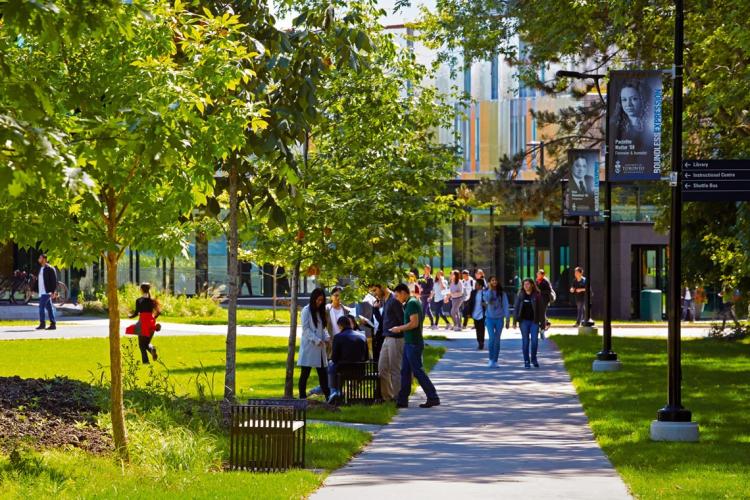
0,376 -> 111,454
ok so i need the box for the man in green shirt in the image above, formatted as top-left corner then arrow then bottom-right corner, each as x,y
391,283 -> 440,408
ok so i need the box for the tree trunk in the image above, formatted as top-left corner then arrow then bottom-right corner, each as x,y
272,264 -> 279,321
284,260 -> 301,399
106,249 -> 129,462
223,160 -> 240,416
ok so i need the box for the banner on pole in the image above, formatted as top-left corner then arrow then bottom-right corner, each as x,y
608,70 -> 664,181
564,149 -> 600,216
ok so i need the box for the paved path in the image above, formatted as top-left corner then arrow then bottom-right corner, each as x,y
312,338 -> 631,500
0,317 -> 712,341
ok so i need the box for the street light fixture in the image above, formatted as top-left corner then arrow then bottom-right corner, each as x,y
556,69 -> 620,370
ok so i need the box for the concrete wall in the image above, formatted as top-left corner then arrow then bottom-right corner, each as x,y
581,222 -> 669,320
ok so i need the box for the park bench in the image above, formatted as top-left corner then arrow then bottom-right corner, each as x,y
335,360 -> 380,405
229,399 -> 307,472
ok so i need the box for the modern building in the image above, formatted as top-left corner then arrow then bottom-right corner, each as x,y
0,4 -> 672,318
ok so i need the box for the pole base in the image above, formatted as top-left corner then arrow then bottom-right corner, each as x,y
657,405 -> 692,422
596,350 -> 618,361
650,420 -> 699,442
578,326 -> 598,336
592,359 -> 622,372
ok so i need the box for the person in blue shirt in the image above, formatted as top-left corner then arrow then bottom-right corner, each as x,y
484,276 -> 511,368
327,315 -> 369,403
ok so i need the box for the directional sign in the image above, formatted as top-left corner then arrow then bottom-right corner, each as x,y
682,160 -> 750,201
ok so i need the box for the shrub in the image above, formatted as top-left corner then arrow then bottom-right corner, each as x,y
81,284 -> 224,318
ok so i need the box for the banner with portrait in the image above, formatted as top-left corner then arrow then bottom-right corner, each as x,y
608,70 -> 664,181
564,149 -> 600,216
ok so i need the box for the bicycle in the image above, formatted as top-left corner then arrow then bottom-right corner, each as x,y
10,272 -> 69,306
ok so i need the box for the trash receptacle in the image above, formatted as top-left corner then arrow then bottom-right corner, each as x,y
640,289 -> 662,321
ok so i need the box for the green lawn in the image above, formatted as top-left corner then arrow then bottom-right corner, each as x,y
1,422 -> 369,499
0,320 -> 40,326
2,334 -> 450,498
160,308 -> 291,326
0,335 -> 444,424
553,335 -> 750,499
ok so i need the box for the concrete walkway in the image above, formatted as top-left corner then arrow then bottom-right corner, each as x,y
0,317 -> 713,341
312,338 -> 631,500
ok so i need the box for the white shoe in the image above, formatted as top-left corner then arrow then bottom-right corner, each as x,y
486,360 -> 493,368
490,361 -> 498,368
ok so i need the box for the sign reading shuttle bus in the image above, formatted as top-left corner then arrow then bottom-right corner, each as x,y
608,70 -> 664,182
564,149 -> 600,216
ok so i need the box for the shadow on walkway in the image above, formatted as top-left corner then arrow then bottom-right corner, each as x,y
313,338 -> 631,499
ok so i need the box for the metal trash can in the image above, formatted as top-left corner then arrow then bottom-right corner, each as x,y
640,289 -> 662,321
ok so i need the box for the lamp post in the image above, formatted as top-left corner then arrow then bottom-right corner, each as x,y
556,71 -> 618,359
650,0 -> 698,442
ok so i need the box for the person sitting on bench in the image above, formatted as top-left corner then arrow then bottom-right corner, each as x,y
327,315 -> 369,404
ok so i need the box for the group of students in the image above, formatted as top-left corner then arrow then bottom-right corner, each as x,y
297,283 -> 440,408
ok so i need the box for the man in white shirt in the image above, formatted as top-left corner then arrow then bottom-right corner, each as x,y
36,254 -> 58,330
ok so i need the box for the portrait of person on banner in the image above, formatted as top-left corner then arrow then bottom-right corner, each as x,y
615,79 -> 651,150
608,70 -> 663,182
565,149 -> 600,216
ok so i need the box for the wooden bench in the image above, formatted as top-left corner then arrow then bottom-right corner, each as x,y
230,399 -> 307,472
335,361 -> 380,405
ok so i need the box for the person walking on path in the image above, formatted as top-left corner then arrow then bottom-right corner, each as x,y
449,270 -> 464,332
378,284 -> 405,401
681,285 -> 695,322
419,265 -> 435,328
718,285 -> 741,330
431,270 -> 452,330
125,283 -> 161,364
461,270 -> 474,329
570,267 -> 587,327
536,269 -> 555,337
326,286 -> 351,337
466,279 -> 486,349
485,276 -> 511,368
298,288 -> 331,400
35,254 -> 58,331
515,279 -> 544,369
391,284 -> 440,409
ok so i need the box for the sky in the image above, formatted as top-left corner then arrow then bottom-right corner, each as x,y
275,0 -> 437,27
377,0 -> 436,25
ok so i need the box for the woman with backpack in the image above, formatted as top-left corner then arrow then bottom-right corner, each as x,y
514,279 -> 544,369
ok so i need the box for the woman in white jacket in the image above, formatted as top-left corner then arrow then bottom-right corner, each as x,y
298,287 -> 331,399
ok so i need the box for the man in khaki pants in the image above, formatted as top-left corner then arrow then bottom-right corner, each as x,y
370,284 -> 404,401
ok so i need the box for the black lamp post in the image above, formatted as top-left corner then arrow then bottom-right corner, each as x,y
650,0 -> 696,440
556,71 -> 618,363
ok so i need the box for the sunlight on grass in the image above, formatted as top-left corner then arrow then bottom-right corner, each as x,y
553,335 -> 750,499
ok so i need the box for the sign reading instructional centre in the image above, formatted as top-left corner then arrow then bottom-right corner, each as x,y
682,160 -> 750,201
608,70 -> 663,182
564,149 -> 600,216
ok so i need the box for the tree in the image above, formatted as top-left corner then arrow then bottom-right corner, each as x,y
0,1 -> 268,460
412,0 -> 750,286
244,16 -> 461,397
199,0 -> 379,412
